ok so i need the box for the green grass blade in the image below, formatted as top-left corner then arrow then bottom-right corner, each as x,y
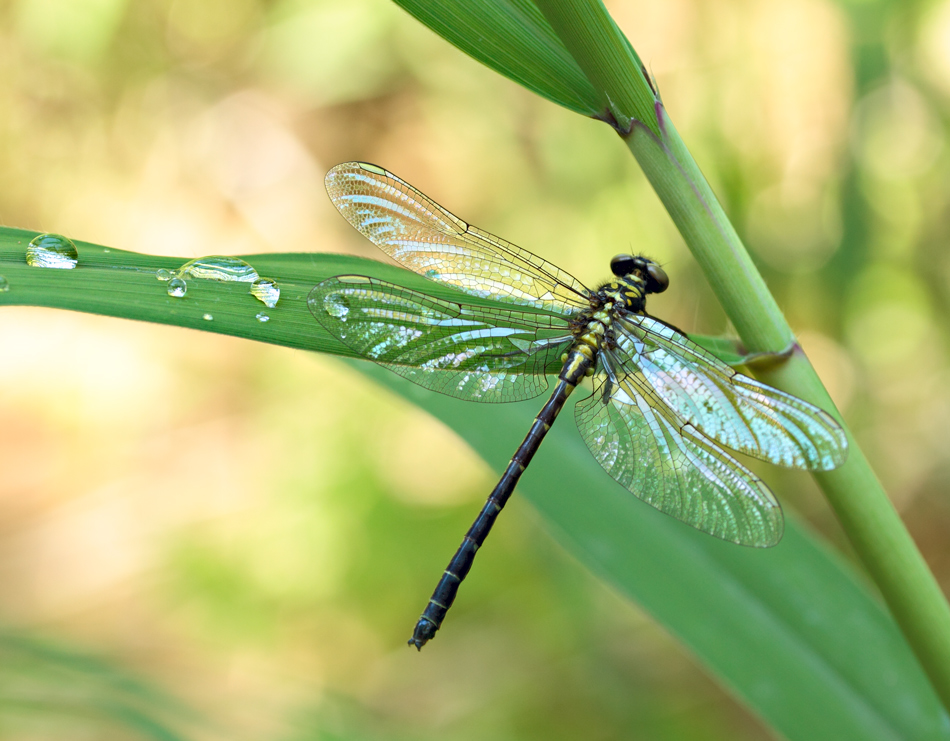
2,227 -> 948,739
0,227 -> 460,358
391,0 -> 601,115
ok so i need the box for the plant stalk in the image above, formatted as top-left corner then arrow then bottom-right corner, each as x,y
535,0 -> 950,712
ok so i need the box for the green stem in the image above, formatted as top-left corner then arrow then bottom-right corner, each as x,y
535,0 -> 950,712
531,0 -> 656,134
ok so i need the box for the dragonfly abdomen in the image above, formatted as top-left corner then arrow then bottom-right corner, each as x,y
409,346 -> 595,649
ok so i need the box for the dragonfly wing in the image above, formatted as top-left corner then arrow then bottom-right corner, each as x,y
575,358 -> 784,547
325,162 -> 591,316
309,276 -> 573,403
613,315 -> 848,471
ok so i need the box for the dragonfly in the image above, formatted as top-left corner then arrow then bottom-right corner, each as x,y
309,162 -> 849,650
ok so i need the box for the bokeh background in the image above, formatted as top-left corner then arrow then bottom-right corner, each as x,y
0,0 -> 949,738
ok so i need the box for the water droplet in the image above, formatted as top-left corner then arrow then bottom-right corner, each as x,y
179,255 -> 259,283
256,312 -> 270,323
250,277 -> 280,308
0,276 -> 8,292
156,268 -> 173,282
25,233 -> 78,269
202,313 -> 213,321
324,293 -> 349,319
167,277 -> 188,298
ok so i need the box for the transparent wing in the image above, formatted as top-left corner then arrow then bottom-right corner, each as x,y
309,276 -> 574,403
575,354 -> 784,547
613,315 -> 848,471
325,162 -> 591,316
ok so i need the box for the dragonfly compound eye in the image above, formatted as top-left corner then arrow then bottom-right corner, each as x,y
610,254 -> 637,277
645,263 -> 669,294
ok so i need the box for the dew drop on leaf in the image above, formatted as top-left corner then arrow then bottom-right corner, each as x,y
167,277 -> 188,298
25,234 -> 78,270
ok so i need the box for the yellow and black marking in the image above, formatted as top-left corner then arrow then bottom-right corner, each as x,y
409,258 -> 666,649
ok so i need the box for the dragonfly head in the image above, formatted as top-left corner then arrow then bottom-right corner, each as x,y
610,255 -> 669,295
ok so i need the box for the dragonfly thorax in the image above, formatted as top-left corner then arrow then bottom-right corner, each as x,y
573,256 -> 672,358
601,279 -> 647,312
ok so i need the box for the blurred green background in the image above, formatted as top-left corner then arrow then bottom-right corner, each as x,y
1,0 -> 949,738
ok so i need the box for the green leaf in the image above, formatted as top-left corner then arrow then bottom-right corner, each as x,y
0,227 -> 474,359
532,0 -> 659,132
391,0 -> 601,115
687,334 -> 752,367
2,228 -> 948,739
689,334 -> 798,370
